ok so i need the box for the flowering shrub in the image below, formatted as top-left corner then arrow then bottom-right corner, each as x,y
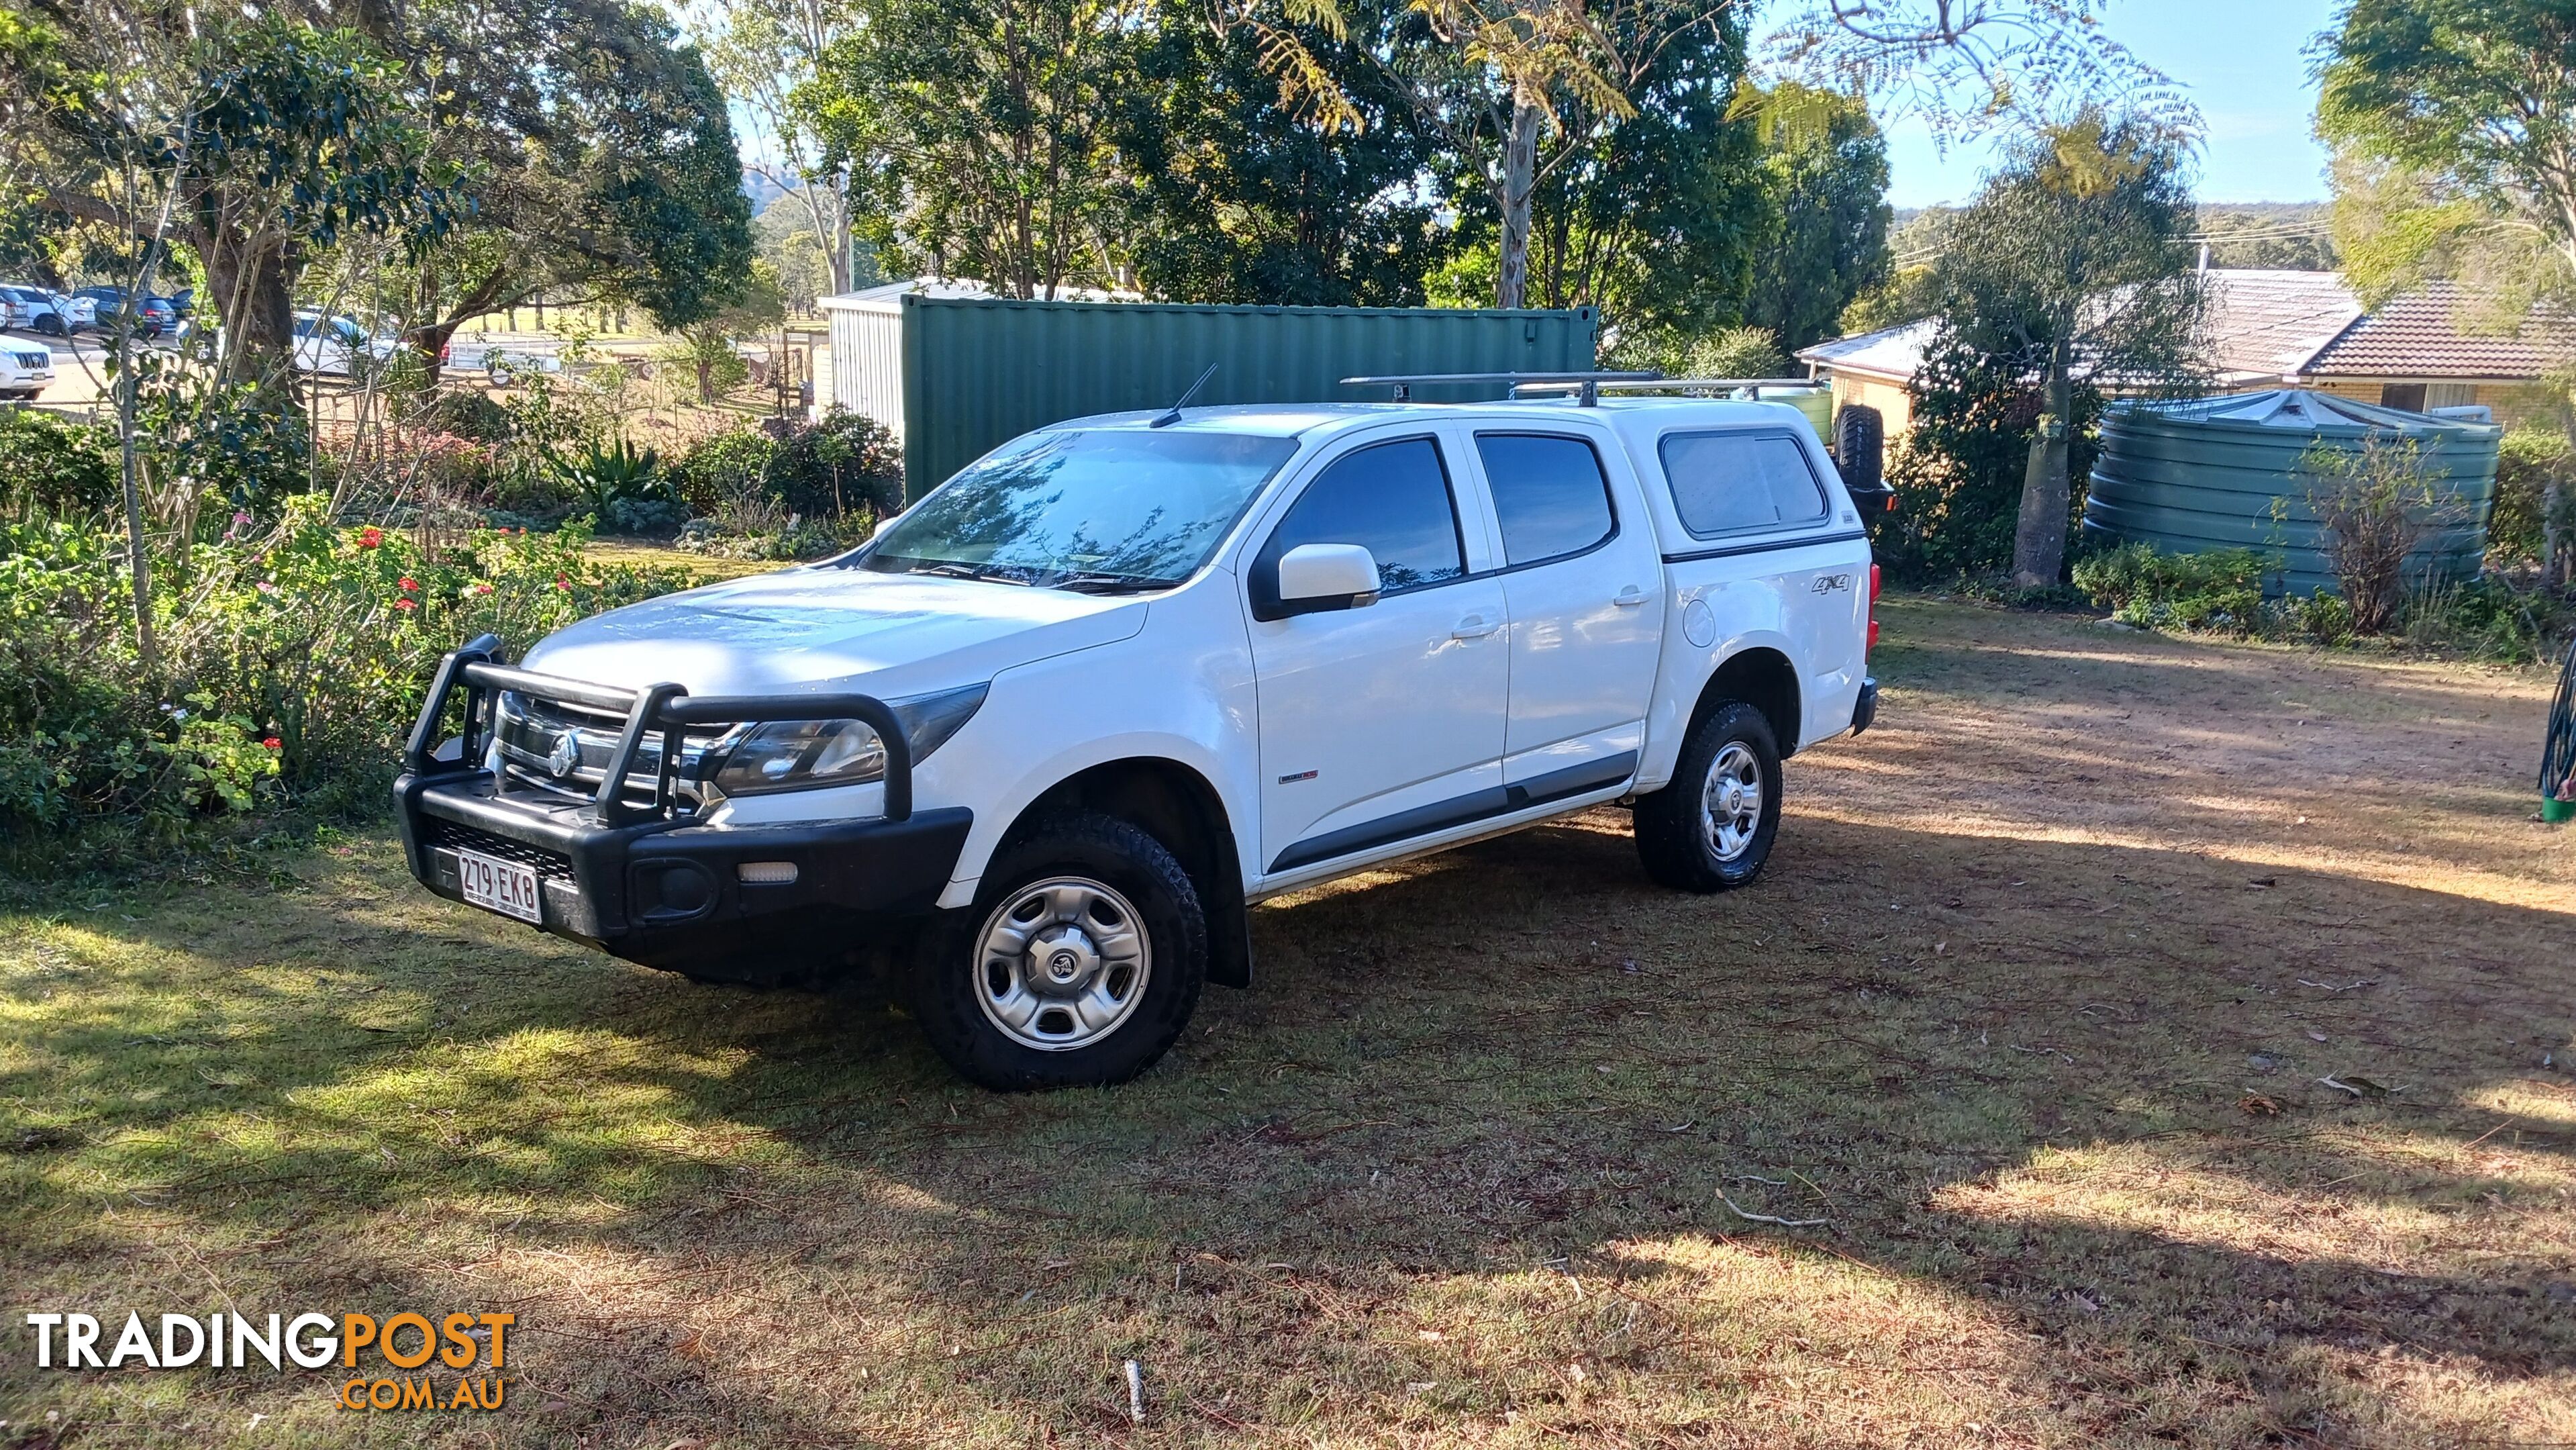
0,499 -> 701,858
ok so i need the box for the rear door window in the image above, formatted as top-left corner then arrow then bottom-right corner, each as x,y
1474,433 -> 1617,567
1658,431 -> 1830,538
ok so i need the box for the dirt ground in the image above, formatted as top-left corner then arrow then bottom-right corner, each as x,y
3,595 -> 2571,1447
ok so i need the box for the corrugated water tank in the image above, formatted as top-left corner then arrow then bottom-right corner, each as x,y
2081,389 -> 2502,595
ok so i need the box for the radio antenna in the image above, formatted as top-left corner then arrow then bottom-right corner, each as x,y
1150,364 -> 1220,428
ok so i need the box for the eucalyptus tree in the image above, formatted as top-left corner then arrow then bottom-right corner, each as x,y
1930,111 -> 2204,585
687,0 -> 866,297
797,0 -> 1144,299
2317,0 -> 2576,583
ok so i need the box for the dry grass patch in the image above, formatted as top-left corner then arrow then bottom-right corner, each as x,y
3,595 -> 2573,1447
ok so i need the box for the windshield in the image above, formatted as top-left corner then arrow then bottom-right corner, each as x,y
856,429 -> 1299,591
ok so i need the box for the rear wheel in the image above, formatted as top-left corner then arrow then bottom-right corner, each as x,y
1634,702 -> 1783,891
911,812 -> 1207,1090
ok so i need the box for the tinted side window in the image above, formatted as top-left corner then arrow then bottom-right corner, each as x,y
1475,433 -> 1616,566
1659,432 -> 1830,537
1260,437 -> 1465,595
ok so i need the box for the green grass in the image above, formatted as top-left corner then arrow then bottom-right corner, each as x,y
3,596 -> 2573,1446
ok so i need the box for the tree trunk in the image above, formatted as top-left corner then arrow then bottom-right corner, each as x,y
2011,368 -> 2075,587
199,222 -> 295,385
1495,96 -> 1542,310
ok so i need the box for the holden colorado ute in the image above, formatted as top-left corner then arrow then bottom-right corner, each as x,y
395,377 -> 1886,1088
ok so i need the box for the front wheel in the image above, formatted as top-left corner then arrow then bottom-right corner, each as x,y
1634,702 -> 1783,891
910,812 -> 1207,1090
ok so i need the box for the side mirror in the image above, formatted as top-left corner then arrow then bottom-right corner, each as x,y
1272,542 -> 1381,618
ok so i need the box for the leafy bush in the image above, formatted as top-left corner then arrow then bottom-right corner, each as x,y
766,410 -> 903,520
2069,538 -> 2571,662
2302,436 -> 2470,634
2491,427 -> 2571,566
411,388 -> 513,444
0,522 -> 277,842
671,413 -> 899,546
0,501 -> 701,861
673,513 -> 870,562
1607,325 -> 1793,383
673,427 -> 780,518
0,409 -> 118,520
604,493 -> 689,536
2073,542 -> 2272,632
126,347 -> 312,529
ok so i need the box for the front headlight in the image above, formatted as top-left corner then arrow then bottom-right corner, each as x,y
704,683 -> 989,797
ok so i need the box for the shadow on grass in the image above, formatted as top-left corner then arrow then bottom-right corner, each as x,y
4,808 -> 2572,1445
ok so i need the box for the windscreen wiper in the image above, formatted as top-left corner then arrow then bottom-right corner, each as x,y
1048,572 -> 1176,594
910,561 -> 1034,585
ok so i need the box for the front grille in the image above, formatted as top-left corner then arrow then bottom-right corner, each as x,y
493,691 -> 724,805
419,817 -> 576,882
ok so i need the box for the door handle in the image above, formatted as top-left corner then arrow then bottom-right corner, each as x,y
1612,585 -> 1649,608
1451,614 -> 1501,640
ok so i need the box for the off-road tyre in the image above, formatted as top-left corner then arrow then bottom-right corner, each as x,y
1634,702 -> 1783,892
911,810 -> 1207,1090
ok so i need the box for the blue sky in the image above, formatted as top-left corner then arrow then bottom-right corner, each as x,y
1877,0 -> 2344,208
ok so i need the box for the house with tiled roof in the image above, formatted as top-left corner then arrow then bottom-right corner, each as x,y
1795,269 -> 2571,436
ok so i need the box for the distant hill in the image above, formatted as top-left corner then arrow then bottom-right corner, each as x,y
1883,201 -> 2335,273
741,168 -> 789,217
2193,202 -> 2336,271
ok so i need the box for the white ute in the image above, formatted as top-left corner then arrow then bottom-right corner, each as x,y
396,376 -> 1885,1088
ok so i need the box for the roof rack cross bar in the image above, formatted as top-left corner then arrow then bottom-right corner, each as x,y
1338,370 -> 1662,406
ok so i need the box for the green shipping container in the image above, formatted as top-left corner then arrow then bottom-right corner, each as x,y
825,289 -> 1599,500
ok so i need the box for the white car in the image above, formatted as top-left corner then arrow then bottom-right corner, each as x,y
0,285 -> 91,335
395,379 -> 1887,1088
292,311 -> 400,376
1,340 -> 56,399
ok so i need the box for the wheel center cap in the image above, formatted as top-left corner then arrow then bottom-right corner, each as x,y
1032,926 -> 1098,986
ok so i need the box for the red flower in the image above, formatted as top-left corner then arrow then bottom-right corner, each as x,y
358,527 -> 383,550
262,736 -> 283,750
393,597 -> 417,612
398,576 -> 419,593
473,582 -> 494,595
554,573 -> 571,591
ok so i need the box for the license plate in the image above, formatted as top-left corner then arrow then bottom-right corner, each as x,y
455,848 -> 544,924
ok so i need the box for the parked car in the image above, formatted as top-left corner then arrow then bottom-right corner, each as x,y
394,379 -> 1884,1088
1,340 -> 56,399
0,285 -> 87,336
71,286 -> 172,338
291,311 -> 400,377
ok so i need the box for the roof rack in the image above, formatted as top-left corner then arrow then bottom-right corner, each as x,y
1338,370 -> 1662,405
1511,375 -> 1822,396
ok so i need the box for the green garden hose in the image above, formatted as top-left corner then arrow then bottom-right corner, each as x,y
2545,634 -> 2576,822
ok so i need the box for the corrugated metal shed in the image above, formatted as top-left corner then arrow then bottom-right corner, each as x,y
824,287 -> 1599,499
2081,389 -> 2503,595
